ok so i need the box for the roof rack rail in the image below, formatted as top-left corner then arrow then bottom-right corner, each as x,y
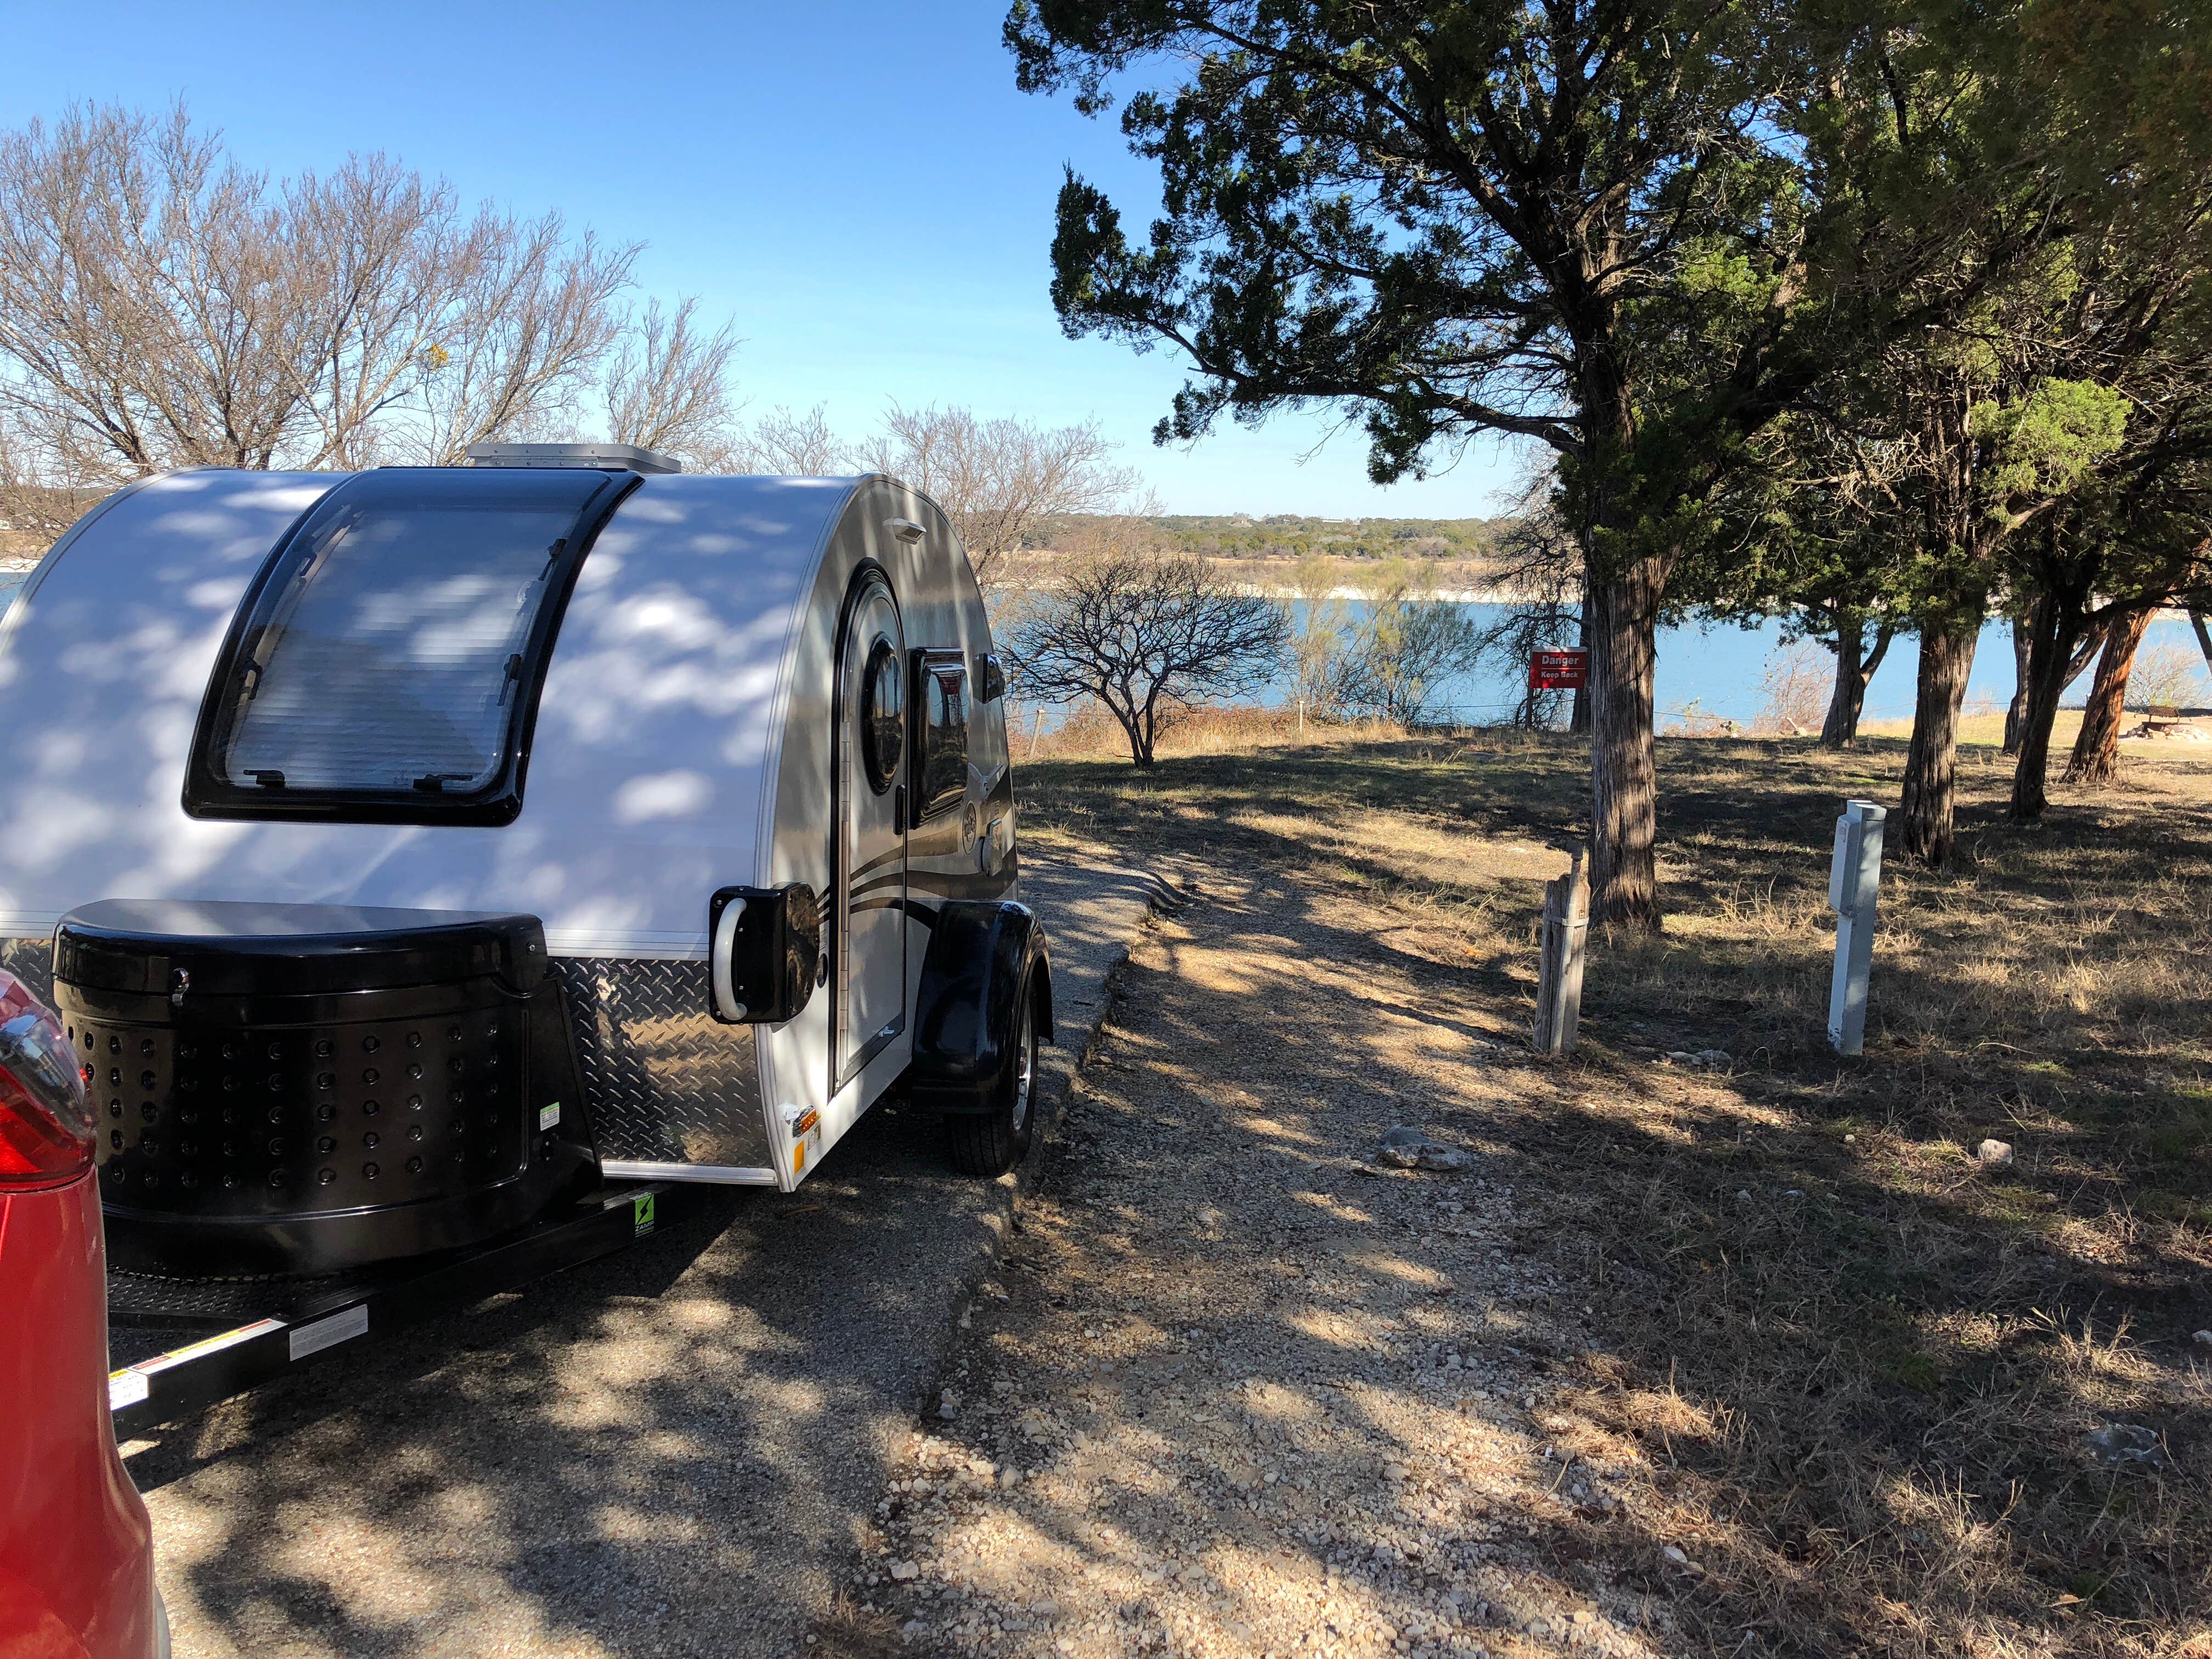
464,442 -> 681,475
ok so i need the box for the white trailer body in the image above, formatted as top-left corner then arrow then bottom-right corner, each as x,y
0,456 -> 1046,1274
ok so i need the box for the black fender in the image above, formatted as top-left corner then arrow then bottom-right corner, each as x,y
909,900 -> 1054,1115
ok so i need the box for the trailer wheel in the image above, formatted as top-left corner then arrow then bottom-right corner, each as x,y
943,977 -> 1039,1177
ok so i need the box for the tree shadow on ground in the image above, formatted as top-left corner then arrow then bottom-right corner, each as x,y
119,1039 -> 1053,1659
939,737 -> 2212,1658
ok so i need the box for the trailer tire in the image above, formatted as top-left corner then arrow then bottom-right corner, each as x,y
943,975 -> 1040,1177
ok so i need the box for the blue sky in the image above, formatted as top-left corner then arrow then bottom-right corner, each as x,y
0,0 -> 1519,517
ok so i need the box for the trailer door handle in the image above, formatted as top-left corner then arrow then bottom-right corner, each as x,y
894,783 -> 907,836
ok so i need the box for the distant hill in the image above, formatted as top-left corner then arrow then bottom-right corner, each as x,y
1026,512 -> 1502,562
5,495 -> 1511,576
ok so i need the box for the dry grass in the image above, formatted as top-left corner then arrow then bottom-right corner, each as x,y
1006,701 -> 1415,764
1013,715 -> 2212,1657
1857,709 -> 2087,747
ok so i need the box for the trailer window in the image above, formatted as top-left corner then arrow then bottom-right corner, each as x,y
859,637 -> 904,795
185,466 -> 633,826
914,655 -> 969,821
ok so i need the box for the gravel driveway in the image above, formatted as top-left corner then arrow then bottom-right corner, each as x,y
127,848 -> 1167,1659
849,865 -> 1679,1659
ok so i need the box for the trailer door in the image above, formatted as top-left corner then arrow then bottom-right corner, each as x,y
836,573 -> 909,1090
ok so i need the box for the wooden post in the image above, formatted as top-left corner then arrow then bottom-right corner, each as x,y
1532,849 -> 1589,1056
1028,706 -> 1045,759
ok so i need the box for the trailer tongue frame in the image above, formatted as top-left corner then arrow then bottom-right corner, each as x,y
106,1179 -> 706,1438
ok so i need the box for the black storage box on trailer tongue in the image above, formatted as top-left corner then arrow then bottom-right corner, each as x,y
51,900 -> 600,1277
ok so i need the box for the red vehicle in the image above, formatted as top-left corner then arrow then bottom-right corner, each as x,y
0,968 -> 166,1658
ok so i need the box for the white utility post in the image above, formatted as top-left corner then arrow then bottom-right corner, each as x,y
1827,799 -> 1886,1055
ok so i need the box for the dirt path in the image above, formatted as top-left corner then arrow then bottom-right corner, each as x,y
843,866 -> 1679,1659
838,734 -> 2212,1659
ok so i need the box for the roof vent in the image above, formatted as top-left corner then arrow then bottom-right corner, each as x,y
463,442 -> 681,475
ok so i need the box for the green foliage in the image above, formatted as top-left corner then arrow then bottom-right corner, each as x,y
1011,0 -> 1838,504
1008,0 -> 2212,905
1968,379 -> 2130,509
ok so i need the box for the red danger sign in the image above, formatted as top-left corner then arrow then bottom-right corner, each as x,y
1528,648 -> 1588,691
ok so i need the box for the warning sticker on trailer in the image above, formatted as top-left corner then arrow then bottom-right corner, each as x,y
539,1101 -> 562,1131
110,1317 -> 287,1411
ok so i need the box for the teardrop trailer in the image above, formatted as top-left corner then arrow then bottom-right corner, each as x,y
0,444 -> 1053,1430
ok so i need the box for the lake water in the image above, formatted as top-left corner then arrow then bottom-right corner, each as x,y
3,564 -> 2196,729
1276,603 -> 2207,729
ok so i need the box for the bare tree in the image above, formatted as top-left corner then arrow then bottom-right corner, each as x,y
0,104 -> 316,479
0,416 -> 101,545
1007,522 -> 1285,766
412,212 -> 635,465
1329,561 -> 1485,728
2129,640 -> 2210,708
603,296 -> 740,461
0,100 -> 729,512
1754,641 -> 1831,735
1480,474 -> 1585,729
729,403 -> 847,475
282,153 -> 465,470
855,404 -> 1148,585
1285,552 -> 1351,714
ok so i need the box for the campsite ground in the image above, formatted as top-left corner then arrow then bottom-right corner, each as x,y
129,856 -> 1166,1659
841,724 -> 2212,1659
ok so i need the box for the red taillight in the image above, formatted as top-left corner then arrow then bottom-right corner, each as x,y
0,969 -> 95,1191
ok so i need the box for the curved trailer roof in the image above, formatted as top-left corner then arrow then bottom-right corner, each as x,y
0,468 -> 907,958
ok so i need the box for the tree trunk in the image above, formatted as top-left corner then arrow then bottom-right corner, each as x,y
1102,686 -> 1156,766
2065,606 -> 2155,785
2008,596 -> 2089,821
1897,601 -> 1984,866
1588,558 -> 1663,929
1820,616 -> 1866,750
2002,607 -> 2035,756
1568,599 -> 1591,736
1819,611 -> 1892,749
2193,608 -> 2212,676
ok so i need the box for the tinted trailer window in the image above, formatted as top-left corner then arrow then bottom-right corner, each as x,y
914,654 -> 970,820
186,467 -> 633,826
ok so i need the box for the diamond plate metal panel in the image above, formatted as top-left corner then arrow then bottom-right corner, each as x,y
2,936 -> 53,1007
107,1273 -> 301,1324
550,956 -> 769,1168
